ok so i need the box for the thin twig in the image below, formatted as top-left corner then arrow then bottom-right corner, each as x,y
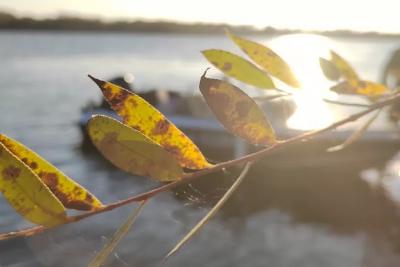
253,94 -> 290,101
164,162 -> 252,260
274,88 -> 292,95
1,91 -> 400,241
327,109 -> 382,152
323,98 -> 371,108
89,200 -> 147,267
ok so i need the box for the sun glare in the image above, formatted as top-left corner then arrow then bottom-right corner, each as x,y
268,34 -> 336,130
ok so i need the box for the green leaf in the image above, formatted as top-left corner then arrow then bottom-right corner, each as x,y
330,50 -> 359,81
202,49 -> 275,89
199,71 -> 276,145
319,57 -> 341,81
0,142 -> 67,227
227,31 -> 300,88
87,115 -> 183,181
0,134 -> 103,211
88,75 -> 211,170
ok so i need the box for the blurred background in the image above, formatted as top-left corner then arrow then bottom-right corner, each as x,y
1,1 -> 400,266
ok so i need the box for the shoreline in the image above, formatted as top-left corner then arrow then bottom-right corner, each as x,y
0,29 -> 399,39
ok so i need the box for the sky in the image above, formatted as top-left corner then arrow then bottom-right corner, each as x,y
1,0 -> 400,33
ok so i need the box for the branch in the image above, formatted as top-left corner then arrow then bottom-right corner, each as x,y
1,91 -> 400,241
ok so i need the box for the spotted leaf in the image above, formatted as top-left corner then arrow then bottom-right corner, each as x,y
0,142 -> 67,227
330,51 -> 359,81
199,72 -> 276,145
331,80 -> 388,97
88,75 -> 211,170
88,115 -> 183,181
0,134 -> 103,211
227,31 -> 299,88
202,49 -> 275,89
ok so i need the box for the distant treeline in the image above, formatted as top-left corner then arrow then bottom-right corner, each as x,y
0,11 -> 398,38
0,11 -> 272,34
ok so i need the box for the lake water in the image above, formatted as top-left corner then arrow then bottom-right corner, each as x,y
1,31 -> 400,266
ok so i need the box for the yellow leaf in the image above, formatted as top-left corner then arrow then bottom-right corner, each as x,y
0,134 -> 103,211
202,49 -> 275,89
88,115 -> 183,181
0,142 -> 67,227
331,80 -> 388,97
330,51 -> 359,81
199,72 -> 276,145
88,75 -> 211,170
227,31 -> 300,88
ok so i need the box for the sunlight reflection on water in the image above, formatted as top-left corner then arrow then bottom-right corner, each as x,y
362,151 -> 400,204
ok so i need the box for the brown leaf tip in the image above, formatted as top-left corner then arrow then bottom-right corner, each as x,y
88,75 -> 106,88
201,68 -> 211,79
199,68 -> 214,94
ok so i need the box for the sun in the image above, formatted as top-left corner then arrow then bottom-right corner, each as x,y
267,34 -> 336,130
